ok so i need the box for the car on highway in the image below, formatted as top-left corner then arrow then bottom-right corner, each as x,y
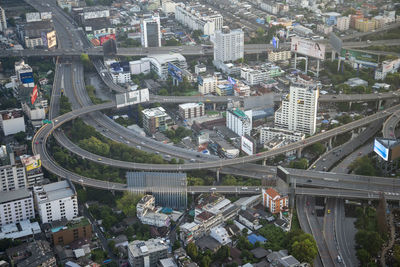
307,179 -> 312,182
327,209 -> 331,214
210,187 -> 216,191
79,179 -> 83,183
97,158 -> 102,161
337,255 -> 342,263
136,145 -> 141,149
241,187 -> 248,190
312,165 -> 316,169
190,159 -> 196,163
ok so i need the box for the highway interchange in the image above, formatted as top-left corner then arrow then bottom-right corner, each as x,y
21,0 -> 400,266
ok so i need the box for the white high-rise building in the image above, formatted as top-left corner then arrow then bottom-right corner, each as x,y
141,15 -> 161,48
0,6 -> 6,32
214,27 -> 244,63
0,189 -> 35,226
336,16 -> 350,31
34,180 -> 78,223
0,145 -> 27,192
274,82 -> 319,135
226,108 -> 252,136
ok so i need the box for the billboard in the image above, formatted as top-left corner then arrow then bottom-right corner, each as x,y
382,58 -> 400,73
47,31 -> 57,49
241,135 -> 254,155
116,88 -> 150,108
21,155 -> 42,171
329,32 -> 342,53
20,72 -> 34,84
31,85 -> 38,105
339,49 -> 379,67
228,76 -> 236,85
374,139 -> 389,161
99,34 -> 116,46
168,63 -> 183,82
272,36 -> 279,49
291,36 -> 325,60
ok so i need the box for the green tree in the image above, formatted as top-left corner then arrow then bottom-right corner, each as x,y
355,230 -> 384,256
310,142 -> 325,156
201,256 -> 212,267
356,248 -> 371,266
14,131 -> 26,142
349,156 -> 376,176
289,158 -> 309,169
172,240 -> 181,251
222,175 -> 237,185
79,136 -> 110,156
393,244 -> 400,265
116,192 -> 143,217
290,233 -> 318,264
376,194 -> 388,238
80,53 -> 93,71
187,242 -> 198,260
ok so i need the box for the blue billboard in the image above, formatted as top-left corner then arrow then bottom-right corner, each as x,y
20,72 -> 34,84
197,75 -> 203,86
374,139 -> 389,161
168,62 -> 183,82
228,76 -> 236,85
272,36 -> 278,49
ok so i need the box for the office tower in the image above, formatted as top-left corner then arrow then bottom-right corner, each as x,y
0,189 -> 34,226
214,27 -> 244,63
141,15 -> 161,48
274,82 -> 319,135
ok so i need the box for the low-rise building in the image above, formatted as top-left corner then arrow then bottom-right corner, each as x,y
34,180 -> 78,223
147,54 -> 187,80
240,68 -> 269,86
0,220 -> 41,240
209,226 -> 231,245
6,240 -> 56,267
238,210 -> 260,230
336,16 -> 350,31
142,107 -> 172,135
136,195 -> 171,228
198,75 -> 217,95
259,127 -> 305,144
345,77 -> 368,88
20,155 -> 44,187
179,103 -> 205,119
0,189 -> 34,227
0,109 -> 26,136
262,188 -> 289,214
128,238 -> 168,267
48,217 -> 92,246
267,49 -> 292,62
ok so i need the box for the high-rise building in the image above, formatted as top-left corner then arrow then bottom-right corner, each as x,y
274,82 -> 319,135
0,6 -> 7,32
20,155 -> 44,187
214,27 -> 244,63
128,238 -> 168,267
141,15 -> 161,48
15,60 -> 34,88
0,145 -> 27,192
0,188 -> 35,226
127,172 -> 187,210
336,16 -> 350,31
33,180 -> 78,223
226,108 -> 252,137
175,3 -> 223,35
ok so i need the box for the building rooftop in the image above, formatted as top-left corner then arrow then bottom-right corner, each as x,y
179,102 -> 204,109
142,107 -> 168,118
6,240 -> 55,267
265,188 -> 280,199
34,180 -> 76,204
0,109 -> 24,120
196,211 -> 214,221
0,188 -> 31,204
147,53 -> 186,65
0,220 -> 41,240
128,238 -> 168,257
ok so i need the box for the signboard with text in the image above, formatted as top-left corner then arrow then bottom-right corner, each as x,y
241,135 -> 254,155
339,49 -> 379,67
291,36 -> 325,60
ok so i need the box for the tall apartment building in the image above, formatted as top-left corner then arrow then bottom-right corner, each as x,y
0,109 -> 26,136
198,75 -> 217,94
0,189 -> 35,226
336,16 -> 350,31
141,15 -> 161,48
33,180 -> 78,223
142,107 -> 172,135
355,18 -> 376,32
179,102 -> 205,119
175,3 -> 223,35
262,188 -> 288,214
0,6 -> 7,32
0,145 -> 27,192
267,49 -> 292,62
274,82 -> 319,135
128,238 -> 168,267
214,27 -> 244,63
226,108 -> 252,136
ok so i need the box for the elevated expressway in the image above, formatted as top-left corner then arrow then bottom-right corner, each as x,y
383,109 -> 400,138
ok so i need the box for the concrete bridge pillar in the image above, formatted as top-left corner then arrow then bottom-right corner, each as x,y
289,176 -> 296,209
294,53 -> 297,69
377,100 -> 383,110
213,103 -> 217,110
331,51 -> 336,62
216,168 -> 220,183
350,130 -> 356,140
297,148 -> 302,158
328,138 -> 333,150
349,101 -> 352,110
262,158 -> 267,166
